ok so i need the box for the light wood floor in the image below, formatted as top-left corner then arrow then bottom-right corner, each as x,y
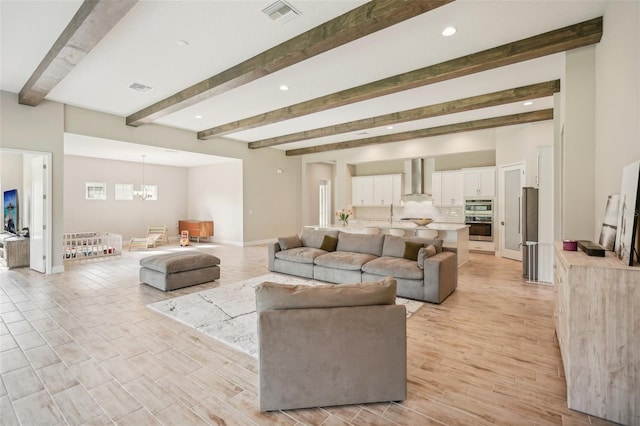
0,243 -> 615,425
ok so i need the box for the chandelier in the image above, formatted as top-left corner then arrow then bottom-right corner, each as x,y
133,155 -> 151,200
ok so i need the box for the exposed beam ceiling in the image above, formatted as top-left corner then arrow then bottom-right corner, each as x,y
125,0 -> 453,127
18,0 -> 137,107
285,109 -> 554,156
248,80 -> 560,149
199,17 -> 601,141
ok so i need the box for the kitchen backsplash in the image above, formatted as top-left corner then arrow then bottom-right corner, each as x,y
352,203 -> 464,224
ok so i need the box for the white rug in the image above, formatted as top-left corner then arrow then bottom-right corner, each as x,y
147,273 -> 423,358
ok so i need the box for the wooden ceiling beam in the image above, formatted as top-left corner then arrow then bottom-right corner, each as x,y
126,0 -> 453,127
19,0 -> 137,106
199,17 -> 601,140
248,80 -> 560,149
285,109 -> 553,156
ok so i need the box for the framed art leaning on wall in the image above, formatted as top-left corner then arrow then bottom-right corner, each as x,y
615,160 -> 640,266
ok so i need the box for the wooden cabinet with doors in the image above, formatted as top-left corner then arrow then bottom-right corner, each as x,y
352,174 -> 402,206
178,220 -> 214,242
432,171 -> 464,206
463,167 -> 495,197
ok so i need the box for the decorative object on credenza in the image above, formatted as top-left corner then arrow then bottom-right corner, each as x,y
615,160 -> 640,266
598,194 -> 620,251
577,240 -> 605,257
562,240 -> 578,251
3,189 -> 18,234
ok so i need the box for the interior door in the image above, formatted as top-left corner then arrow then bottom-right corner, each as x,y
500,163 -> 525,260
30,156 -> 46,273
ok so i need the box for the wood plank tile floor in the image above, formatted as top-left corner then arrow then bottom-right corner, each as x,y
0,244 -> 615,425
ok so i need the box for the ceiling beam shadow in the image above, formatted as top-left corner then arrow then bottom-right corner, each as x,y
285,109 -> 553,156
19,0 -> 137,107
199,17 -> 600,140
126,0 -> 453,127
248,80 -> 560,149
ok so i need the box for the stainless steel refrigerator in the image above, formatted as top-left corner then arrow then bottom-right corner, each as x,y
522,187 -> 539,280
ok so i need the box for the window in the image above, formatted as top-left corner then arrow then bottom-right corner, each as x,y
115,184 -> 133,200
85,182 -> 106,200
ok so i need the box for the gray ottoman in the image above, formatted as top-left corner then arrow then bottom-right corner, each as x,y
140,251 -> 220,291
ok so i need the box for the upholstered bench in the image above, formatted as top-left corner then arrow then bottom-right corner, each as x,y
139,251 -> 220,291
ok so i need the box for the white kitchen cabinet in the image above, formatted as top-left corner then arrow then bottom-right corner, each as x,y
433,171 -> 464,206
352,174 -> 402,206
463,167 -> 495,198
352,176 -> 374,206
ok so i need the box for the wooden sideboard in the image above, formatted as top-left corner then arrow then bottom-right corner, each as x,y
178,220 -> 214,242
0,233 -> 30,269
554,242 -> 639,424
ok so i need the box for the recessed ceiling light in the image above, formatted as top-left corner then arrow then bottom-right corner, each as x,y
176,40 -> 189,47
386,126 -> 394,130
523,101 -> 533,106
195,115 -> 203,119
279,84 -> 289,91
442,26 -> 456,37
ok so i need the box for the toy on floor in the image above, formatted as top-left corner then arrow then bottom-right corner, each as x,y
180,230 -> 190,246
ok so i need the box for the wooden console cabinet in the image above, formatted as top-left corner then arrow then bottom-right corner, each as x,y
554,242 -> 639,424
178,220 -> 213,242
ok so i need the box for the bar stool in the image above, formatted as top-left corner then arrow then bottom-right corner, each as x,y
361,227 -> 380,235
416,229 -> 438,239
388,228 -> 406,237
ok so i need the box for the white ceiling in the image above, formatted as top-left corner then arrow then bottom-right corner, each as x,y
0,0 -> 607,162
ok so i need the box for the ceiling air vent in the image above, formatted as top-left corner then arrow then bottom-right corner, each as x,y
262,0 -> 300,25
128,82 -> 153,93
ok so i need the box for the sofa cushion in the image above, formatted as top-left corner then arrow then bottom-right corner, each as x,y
336,231 -> 384,256
300,228 -> 340,249
255,277 -> 397,312
275,247 -> 327,264
382,235 -> 443,258
362,257 -> 424,280
417,245 -> 438,269
403,241 -> 423,261
278,235 -> 302,250
320,235 -> 338,252
314,251 -> 378,271
140,251 -> 220,274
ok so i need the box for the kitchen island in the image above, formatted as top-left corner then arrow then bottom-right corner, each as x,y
304,222 -> 469,266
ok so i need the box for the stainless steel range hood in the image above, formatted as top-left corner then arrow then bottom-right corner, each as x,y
403,158 -> 433,201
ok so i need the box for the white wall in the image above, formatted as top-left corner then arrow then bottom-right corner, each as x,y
63,155 -> 188,241
594,1 -> 640,241
1,91 -> 64,272
187,161 -> 243,244
63,105 -> 302,244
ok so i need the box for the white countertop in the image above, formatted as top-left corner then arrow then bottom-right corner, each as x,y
306,222 -> 468,232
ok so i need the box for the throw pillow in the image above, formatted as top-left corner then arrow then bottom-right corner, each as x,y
403,241 -> 424,261
320,235 -> 338,252
278,235 -> 302,250
417,244 -> 438,269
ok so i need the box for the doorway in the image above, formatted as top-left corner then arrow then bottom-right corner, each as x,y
499,163 -> 525,260
0,149 -> 52,273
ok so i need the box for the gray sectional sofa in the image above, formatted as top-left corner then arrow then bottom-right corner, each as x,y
268,228 -> 457,304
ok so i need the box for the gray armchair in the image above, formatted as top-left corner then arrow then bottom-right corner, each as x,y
255,277 -> 407,411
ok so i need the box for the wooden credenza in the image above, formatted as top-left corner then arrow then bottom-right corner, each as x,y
0,233 -> 30,269
178,220 -> 213,242
554,242 -> 639,424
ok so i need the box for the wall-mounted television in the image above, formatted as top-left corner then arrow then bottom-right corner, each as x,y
3,189 -> 18,234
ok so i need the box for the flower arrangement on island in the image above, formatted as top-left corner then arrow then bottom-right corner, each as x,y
336,208 -> 353,226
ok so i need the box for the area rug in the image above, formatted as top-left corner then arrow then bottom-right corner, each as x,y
147,273 -> 423,358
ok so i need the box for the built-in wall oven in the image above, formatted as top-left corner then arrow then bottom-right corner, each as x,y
465,199 -> 493,241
